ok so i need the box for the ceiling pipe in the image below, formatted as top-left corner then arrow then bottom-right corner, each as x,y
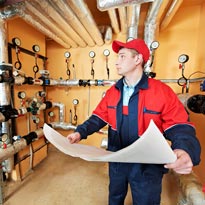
160,0 -> 184,31
17,5 -> 70,48
118,7 -> 127,34
108,9 -> 120,34
24,1 -> 73,48
0,19 -> 8,63
65,0 -> 104,46
144,0 -> 164,47
30,0 -> 86,48
97,0 -> 154,11
127,4 -> 141,41
48,0 -> 96,47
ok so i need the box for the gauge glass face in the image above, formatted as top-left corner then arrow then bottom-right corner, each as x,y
73,99 -> 79,105
1,134 -> 8,142
32,45 -> 40,52
103,49 -> 110,56
12,37 -> 21,46
35,117 -> 40,123
89,51 -> 95,58
151,41 -> 159,49
64,51 -> 71,58
18,91 -> 26,99
178,54 -> 189,63
48,111 -> 54,117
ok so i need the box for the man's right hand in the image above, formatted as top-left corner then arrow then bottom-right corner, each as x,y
67,132 -> 81,144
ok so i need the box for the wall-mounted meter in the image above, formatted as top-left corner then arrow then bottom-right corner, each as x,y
178,54 -> 189,64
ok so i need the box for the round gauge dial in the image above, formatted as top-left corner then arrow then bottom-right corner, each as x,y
18,91 -> 26,99
12,37 -> 21,46
1,134 -> 8,142
73,99 -> 79,105
64,51 -> 71,58
89,51 -> 95,58
33,117 -> 40,124
103,49 -> 110,56
178,54 -> 189,63
150,41 -> 159,50
48,111 -> 54,117
32,45 -> 40,53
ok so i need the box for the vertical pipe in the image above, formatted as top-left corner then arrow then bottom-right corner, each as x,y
0,19 -> 9,205
0,19 -> 8,63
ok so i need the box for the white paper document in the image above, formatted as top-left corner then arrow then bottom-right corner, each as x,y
43,120 -> 177,164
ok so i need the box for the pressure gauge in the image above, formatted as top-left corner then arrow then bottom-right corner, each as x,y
1,134 -> 8,142
33,117 -> 40,124
178,54 -> 189,63
32,45 -> 40,53
12,37 -> 21,46
73,99 -> 79,105
64,51 -> 71,58
150,41 -> 159,50
18,91 -> 26,99
89,51 -> 95,58
48,111 -> 54,117
103,49 -> 110,57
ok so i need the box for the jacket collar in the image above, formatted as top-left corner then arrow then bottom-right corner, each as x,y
115,72 -> 149,91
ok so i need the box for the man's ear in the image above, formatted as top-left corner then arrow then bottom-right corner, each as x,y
135,54 -> 143,64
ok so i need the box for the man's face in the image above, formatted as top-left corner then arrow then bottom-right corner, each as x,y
115,48 -> 139,76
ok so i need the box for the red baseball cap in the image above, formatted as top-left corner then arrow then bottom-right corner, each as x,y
112,39 -> 150,63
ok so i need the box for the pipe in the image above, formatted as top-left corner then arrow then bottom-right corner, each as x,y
160,0 -> 184,31
48,0 -> 95,47
29,0 -> 86,48
144,0 -> 163,47
24,1 -> 73,48
52,102 -> 65,123
107,9 -> 120,34
118,7 -> 127,34
66,0 -> 104,46
97,0 -> 154,11
0,19 -> 8,63
104,26 -> 113,44
16,3 -> 70,48
127,4 -> 141,40
50,122 -> 77,131
0,128 -> 44,163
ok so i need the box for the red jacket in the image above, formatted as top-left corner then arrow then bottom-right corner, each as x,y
93,76 -> 193,136
76,74 -> 200,165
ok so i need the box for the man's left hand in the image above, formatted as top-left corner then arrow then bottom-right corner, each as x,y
164,149 -> 193,174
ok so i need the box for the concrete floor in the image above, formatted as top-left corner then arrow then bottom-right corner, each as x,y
3,146 -> 179,205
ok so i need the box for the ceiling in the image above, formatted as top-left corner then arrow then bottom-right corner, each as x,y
0,0 -> 204,49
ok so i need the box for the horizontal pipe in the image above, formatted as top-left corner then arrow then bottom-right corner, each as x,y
0,128 -> 44,163
50,122 -> 77,130
0,139 -> 27,163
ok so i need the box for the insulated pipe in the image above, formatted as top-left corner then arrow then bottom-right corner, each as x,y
48,0 -> 95,47
104,26 -> 113,44
30,0 -> 86,48
66,0 -> 104,46
50,122 -> 76,131
52,102 -> 65,123
17,5 -> 70,48
118,7 -> 127,34
0,19 -> 8,63
107,9 -> 120,34
144,0 -> 163,47
97,0 -> 154,11
24,1 -> 74,48
0,128 -> 44,163
127,4 -> 141,40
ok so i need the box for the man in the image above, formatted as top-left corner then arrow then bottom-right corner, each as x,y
67,39 -> 201,205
